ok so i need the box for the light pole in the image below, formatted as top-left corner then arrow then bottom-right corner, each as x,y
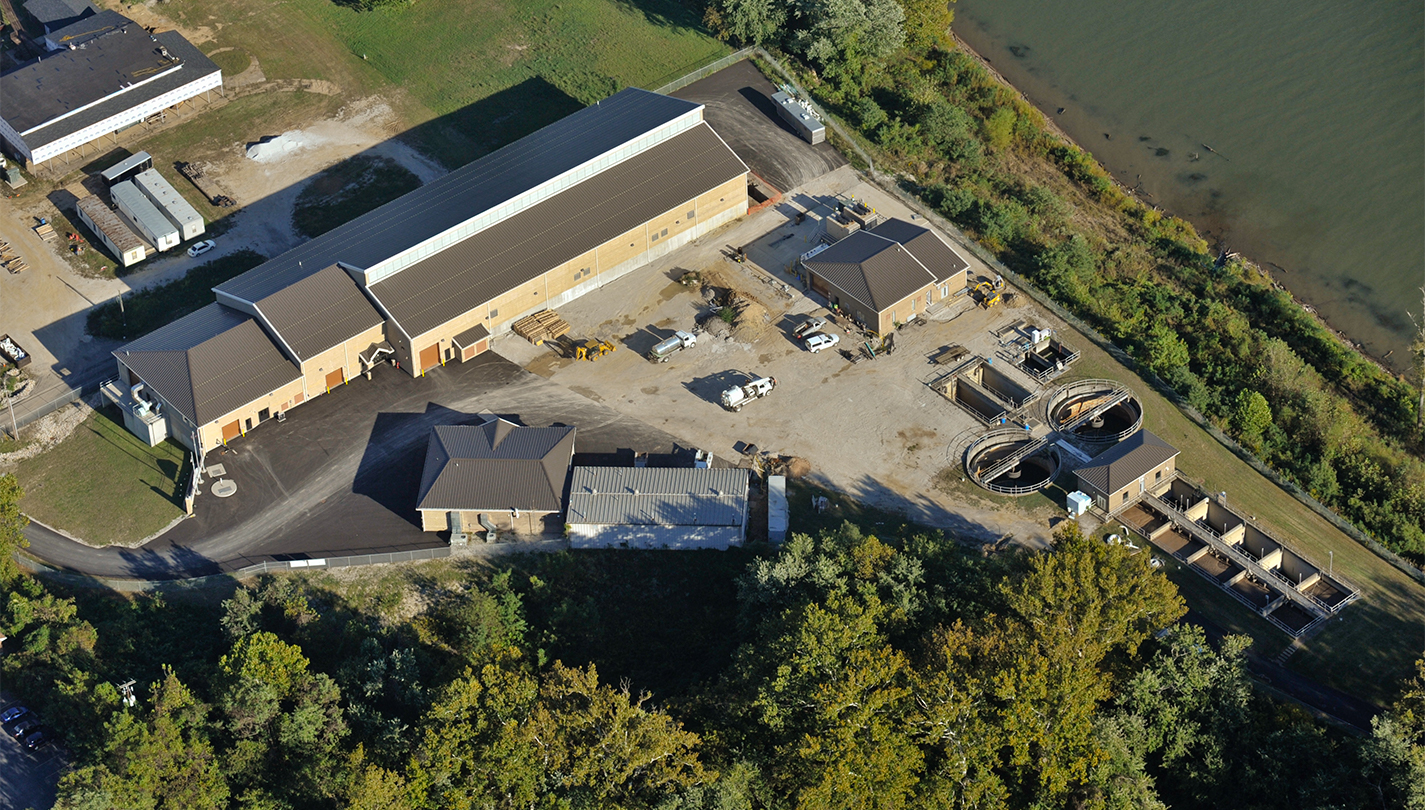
1328,550 -> 1333,577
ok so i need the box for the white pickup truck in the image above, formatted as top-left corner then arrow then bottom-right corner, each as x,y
720,376 -> 776,412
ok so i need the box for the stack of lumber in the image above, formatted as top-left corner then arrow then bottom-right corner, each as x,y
511,310 -> 570,345
33,222 -> 56,242
0,240 -> 23,273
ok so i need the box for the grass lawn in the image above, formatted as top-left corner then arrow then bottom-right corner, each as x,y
161,0 -> 728,168
16,407 -> 188,546
1063,341 -> 1425,704
86,249 -> 267,341
293,155 -> 421,238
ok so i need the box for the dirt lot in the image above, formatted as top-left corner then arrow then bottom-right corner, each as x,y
497,165 -> 1076,547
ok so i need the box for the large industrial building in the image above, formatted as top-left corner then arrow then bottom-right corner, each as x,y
109,88 -> 749,452
0,11 -> 222,167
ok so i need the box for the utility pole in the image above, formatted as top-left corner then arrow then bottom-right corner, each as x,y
6,389 -> 16,442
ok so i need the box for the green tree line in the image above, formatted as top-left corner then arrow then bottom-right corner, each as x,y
703,0 -> 1425,565
1,508 -> 1421,809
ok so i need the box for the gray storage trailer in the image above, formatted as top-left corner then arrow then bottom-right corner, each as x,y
771,90 -> 826,145
111,180 -> 180,252
133,168 -> 205,241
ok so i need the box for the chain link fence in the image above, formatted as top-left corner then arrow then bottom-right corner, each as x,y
652,47 -> 755,95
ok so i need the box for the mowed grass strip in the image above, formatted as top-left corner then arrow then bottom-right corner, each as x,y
1066,343 -> 1425,704
17,408 -> 188,547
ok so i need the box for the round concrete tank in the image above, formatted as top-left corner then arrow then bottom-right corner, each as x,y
964,428 -> 1063,495
1047,379 -> 1143,449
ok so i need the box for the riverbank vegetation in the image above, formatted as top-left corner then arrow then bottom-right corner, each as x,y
4,520 -> 1422,809
705,0 -> 1425,567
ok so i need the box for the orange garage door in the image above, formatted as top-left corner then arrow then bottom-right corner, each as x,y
418,344 -> 440,373
325,368 -> 345,390
221,420 -> 241,444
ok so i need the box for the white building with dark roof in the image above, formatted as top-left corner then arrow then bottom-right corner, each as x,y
0,12 -> 221,167
567,466 -> 750,549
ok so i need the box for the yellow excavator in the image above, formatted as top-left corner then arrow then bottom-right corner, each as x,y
974,276 -> 1004,309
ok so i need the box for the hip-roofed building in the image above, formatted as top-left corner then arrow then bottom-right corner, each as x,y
801,217 -> 971,334
416,418 -> 577,537
110,87 -> 749,454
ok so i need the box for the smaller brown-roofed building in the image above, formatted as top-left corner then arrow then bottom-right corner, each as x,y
113,303 -> 302,451
1074,429 -> 1179,513
416,417 -> 577,538
75,195 -> 146,267
217,263 -> 385,398
801,217 -> 971,334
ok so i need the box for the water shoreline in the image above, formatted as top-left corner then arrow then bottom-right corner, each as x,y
948,29 -> 1408,382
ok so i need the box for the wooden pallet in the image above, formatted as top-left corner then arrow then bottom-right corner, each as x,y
511,310 -> 570,345
33,223 -> 56,241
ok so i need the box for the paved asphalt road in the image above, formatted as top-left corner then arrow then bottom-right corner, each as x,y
22,353 -> 699,580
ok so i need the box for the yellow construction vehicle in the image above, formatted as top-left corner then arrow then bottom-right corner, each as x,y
974,280 -> 1002,309
574,339 -> 616,361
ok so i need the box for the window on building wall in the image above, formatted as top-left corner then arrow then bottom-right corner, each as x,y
1155,470 -> 1163,481
661,228 -> 668,237
687,210 -> 696,219
651,232 -> 660,243
489,308 -> 498,319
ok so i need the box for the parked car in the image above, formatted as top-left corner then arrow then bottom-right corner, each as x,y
0,705 -> 29,725
10,716 -> 39,739
20,727 -> 52,751
805,333 -> 840,353
187,239 -> 217,258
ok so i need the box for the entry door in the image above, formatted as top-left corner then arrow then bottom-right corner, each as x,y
221,420 -> 241,444
418,344 -> 440,373
325,368 -> 345,390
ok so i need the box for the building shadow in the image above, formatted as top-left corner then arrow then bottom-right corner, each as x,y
400,76 -> 584,171
350,401 -> 480,527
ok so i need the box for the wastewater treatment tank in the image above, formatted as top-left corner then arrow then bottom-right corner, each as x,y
1047,379 -> 1143,448
964,428 -> 1063,495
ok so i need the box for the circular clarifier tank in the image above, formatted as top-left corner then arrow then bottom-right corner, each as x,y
1047,380 -> 1143,447
965,429 -> 1062,495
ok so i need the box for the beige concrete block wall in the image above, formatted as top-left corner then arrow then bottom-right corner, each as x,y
396,175 -> 747,376
299,324 -> 383,396
421,509 -> 551,535
196,377 -> 306,450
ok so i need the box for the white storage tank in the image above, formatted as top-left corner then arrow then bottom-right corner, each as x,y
111,180 -> 179,252
768,474 -> 789,543
132,168 -> 205,241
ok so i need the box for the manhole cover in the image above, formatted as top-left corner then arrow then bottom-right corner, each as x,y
205,464 -> 227,477
212,479 -> 237,498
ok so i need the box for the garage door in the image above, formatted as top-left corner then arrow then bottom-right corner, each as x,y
810,274 -> 830,297
418,344 -> 440,373
221,420 -> 241,444
325,368 -> 345,390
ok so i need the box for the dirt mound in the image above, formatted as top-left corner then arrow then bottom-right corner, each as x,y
729,291 -> 769,342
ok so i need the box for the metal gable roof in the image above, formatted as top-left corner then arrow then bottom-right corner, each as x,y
215,88 -> 705,303
416,420 -> 577,513
250,264 -> 383,361
871,218 -> 971,281
566,467 -> 749,527
1075,430 -> 1179,494
369,122 -> 746,339
114,303 -> 300,426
